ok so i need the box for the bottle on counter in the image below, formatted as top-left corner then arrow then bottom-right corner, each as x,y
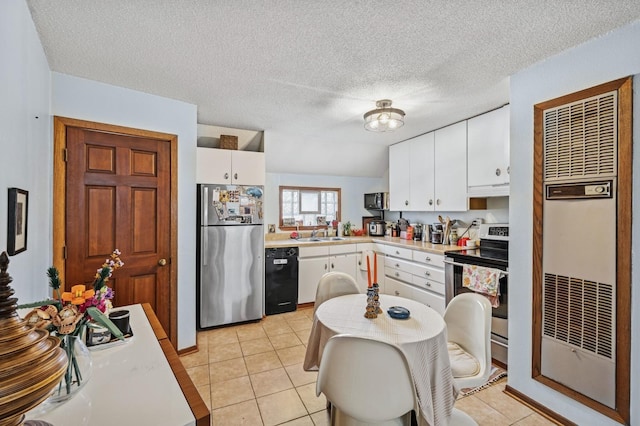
449,229 -> 458,246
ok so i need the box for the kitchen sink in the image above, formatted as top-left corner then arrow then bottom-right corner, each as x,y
296,236 -> 345,242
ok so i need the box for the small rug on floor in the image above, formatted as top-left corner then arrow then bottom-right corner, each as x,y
459,366 -> 507,396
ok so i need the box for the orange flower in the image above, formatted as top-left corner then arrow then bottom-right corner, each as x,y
61,284 -> 95,305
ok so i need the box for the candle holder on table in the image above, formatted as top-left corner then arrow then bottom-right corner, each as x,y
364,287 -> 378,319
372,283 -> 382,314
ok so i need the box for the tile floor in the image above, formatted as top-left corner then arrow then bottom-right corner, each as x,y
180,307 -> 556,426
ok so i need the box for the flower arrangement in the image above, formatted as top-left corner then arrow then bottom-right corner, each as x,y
19,249 -> 125,399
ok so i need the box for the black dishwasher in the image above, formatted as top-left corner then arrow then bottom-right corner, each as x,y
265,247 -> 299,315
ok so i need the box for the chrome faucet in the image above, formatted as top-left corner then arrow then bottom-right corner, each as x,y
310,228 -> 318,238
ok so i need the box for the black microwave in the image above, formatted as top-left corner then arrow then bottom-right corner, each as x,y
364,192 -> 388,210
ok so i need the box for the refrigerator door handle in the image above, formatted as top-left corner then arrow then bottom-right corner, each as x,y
202,228 -> 208,266
203,186 -> 209,225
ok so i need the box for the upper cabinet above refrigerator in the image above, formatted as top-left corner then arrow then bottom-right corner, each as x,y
197,147 -> 265,185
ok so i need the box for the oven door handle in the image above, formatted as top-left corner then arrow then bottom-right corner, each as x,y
443,259 -> 509,275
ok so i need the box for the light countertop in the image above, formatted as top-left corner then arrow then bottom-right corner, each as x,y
265,235 -> 466,255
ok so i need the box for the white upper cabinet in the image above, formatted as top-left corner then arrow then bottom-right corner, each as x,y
389,133 -> 435,211
389,125 -> 467,212
467,105 -> 510,196
196,148 -> 265,185
434,121 -> 468,211
389,142 -> 412,210
230,150 -> 266,185
410,133 -> 435,211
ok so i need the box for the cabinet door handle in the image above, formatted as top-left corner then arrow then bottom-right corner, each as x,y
331,263 -> 335,269
428,199 -> 433,206
395,250 -> 400,255
395,272 -> 400,277
425,271 -> 431,276
495,168 -> 501,176
425,256 -> 431,261
426,282 -> 432,287
234,172 -> 238,180
395,263 -> 400,268
436,199 -> 441,205
324,264 -> 328,270
395,291 -> 400,296
507,166 -> 510,174
224,172 -> 229,179
405,200 -> 409,206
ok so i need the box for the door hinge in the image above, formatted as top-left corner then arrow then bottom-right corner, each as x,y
63,148 -> 68,162
62,246 -> 67,259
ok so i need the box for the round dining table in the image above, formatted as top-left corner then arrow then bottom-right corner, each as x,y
303,293 -> 458,426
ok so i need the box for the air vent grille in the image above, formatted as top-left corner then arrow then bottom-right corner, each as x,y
543,92 -> 617,181
543,273 -> 614,359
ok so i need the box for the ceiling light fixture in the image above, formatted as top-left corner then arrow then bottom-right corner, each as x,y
363,99 -> 405,132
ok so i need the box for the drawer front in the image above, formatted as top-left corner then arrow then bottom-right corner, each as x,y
410,263 -> 445,283
380,244 -> 413,260
298,245 -> 330,258
385,267 -> 413,284
412,287 -> 446,316
384,276 -> 414,299
412,251 -> 445,268
412,275 -> 446,296
384,256 -> 414,273
329,243 -> 357,255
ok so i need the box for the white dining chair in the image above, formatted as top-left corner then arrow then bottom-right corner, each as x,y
314,272 -> 360,314
316,334 -> 418,425
444,292 -> 493,389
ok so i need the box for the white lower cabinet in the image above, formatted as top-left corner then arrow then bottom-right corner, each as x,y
298,245 -> 358,304
411,286 -> 446,316
298,256 -> 330,304
355,243 -> 384,293
381,244 -> 447,315
385,276 -> 415,299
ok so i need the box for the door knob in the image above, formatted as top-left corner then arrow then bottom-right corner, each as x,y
158,258 -> 167,266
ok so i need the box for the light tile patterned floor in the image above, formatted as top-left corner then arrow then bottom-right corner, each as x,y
180,306 -> 556,426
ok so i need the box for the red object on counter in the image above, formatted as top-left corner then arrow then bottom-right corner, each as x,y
458,237 -> 470,246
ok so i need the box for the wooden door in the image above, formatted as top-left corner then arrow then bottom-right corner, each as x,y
53,117 -> 178,345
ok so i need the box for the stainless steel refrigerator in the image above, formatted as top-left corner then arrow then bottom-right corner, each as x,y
197,183 -> 264,328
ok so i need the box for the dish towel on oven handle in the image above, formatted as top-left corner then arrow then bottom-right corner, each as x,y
462,265 -> 502,308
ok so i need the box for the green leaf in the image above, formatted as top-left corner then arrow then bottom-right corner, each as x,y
47,266 -> 62,290
17,299 -> 62,310
86,307 -> 124,340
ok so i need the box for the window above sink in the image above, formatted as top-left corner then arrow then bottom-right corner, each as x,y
279,185 -> 341,231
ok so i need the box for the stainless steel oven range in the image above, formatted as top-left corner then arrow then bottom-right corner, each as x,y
444,223 -> 509,366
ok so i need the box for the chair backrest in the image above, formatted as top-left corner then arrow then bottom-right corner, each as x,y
316,334 -> 417,423
444,293 -> 493,380
313,271 -> 360,313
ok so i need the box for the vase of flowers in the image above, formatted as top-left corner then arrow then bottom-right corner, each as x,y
20,249 -> 125,406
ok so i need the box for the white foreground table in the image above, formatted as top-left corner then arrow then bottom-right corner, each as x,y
304,293 -> 458,426
25,304 -> 197,426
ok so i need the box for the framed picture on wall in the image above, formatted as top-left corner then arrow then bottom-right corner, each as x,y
7,188 -> 28,255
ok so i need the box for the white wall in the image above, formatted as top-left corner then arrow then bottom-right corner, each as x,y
0,0 -> 54,304
51,73 -> 198,350
509,21 -> 639,425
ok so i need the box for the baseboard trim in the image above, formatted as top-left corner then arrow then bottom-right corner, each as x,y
504,385 -> 576,426
177,345 -> 198,356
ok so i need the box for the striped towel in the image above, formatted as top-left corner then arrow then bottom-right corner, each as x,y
462,265 -> 501,307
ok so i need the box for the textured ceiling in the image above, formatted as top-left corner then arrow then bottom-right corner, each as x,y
26,1 -> 640,177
